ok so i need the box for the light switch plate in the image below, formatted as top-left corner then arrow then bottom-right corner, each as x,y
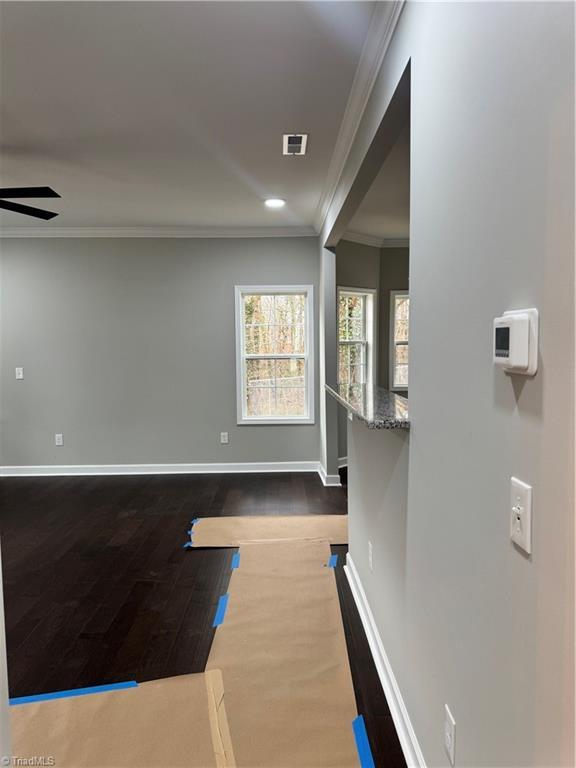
510,477 -> 532,554
15,367 -> 24,380
220,432 -> 229,445
55,433 -> 64,447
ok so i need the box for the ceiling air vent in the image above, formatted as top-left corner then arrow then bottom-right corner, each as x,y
283,134 -> 308,156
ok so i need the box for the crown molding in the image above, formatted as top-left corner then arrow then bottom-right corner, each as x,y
0,225 -> 317,239
313,0 -> 405,235
342,231 -> 409,249
380,237 -> 409,249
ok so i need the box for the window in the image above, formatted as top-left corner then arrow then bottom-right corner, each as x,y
390,291 -> 409,390
337,288 -> 377,387
235,286 -> 314,424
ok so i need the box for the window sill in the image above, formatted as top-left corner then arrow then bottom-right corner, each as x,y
237,417 -> 315,426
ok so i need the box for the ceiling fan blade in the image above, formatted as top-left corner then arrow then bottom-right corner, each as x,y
0,186 -> 60,199
0,200 -> 59,220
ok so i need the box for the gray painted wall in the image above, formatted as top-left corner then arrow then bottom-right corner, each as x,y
336,239 -> 381,291
328,1 -> 574,765
0,237 -> 320,466
318,244 -> 339,480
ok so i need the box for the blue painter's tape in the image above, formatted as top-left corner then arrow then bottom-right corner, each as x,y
190,518 -> 199,525
328,554 -> 338,568
182,541 -> 193,549
231,552 -> 240,570
213,594 -> 229,627
10,681 -> 138,707
353,716 -> 375,768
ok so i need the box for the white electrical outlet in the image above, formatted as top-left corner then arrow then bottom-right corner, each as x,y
444,705 -> 456,766
368,540 -> 373,572
55,433 -> 64,447
220,432 -> 229,445
510,477 -> 532,555
15,367 -> 24,380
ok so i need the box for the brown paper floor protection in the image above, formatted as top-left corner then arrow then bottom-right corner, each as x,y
207,539 -> 359,767
10,670 -> 235,768
190,515 -> 348,548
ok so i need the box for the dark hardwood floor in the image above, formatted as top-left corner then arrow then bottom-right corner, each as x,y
0,472 -> 405,767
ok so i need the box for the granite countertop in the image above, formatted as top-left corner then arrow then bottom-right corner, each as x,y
326,383 -> 410,429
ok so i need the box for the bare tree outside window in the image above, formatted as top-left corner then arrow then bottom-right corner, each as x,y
338,292 -> 367,386
236,288 -> 313,423
390,292 -> 409,390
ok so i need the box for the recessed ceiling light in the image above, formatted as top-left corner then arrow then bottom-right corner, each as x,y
264,198 -> 286,209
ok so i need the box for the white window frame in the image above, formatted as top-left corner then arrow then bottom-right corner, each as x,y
235,285 -> 314,425
389,290 -> 409,392
337,286 -> 378,387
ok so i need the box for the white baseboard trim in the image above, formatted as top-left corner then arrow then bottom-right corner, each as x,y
344,553 -> 426,768
338,456 -> 348,469
317,464 -> 342,487
0,461 -> 322,478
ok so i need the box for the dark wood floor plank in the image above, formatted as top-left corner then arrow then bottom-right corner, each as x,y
0,473 -> 404,767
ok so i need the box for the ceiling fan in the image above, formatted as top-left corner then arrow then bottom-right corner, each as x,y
0,187 -> 60,220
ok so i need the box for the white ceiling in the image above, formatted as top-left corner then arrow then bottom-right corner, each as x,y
346,122 -> 410,242
0,1 -> 377,231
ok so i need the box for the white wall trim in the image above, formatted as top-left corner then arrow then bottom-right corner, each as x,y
313,1 -> 405,234
344,553 -> 426,768
338,456 -> 348,469
0,461 -> 322,478
317,464 -> 342,487
381,238 -> 410,249
342,232 -> 409,249
0,226 -> 317,239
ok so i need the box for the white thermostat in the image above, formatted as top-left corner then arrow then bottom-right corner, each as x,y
493,308 -> 539,375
